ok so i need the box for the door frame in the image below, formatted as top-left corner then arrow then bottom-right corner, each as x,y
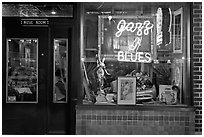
2,24 -> 49,134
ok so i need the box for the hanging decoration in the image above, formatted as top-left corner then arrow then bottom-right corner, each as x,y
156,7 -> 172,50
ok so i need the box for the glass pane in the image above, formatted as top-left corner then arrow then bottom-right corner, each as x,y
82,3 -> 187,105
2,3 -> 73,17
7,39 -> 38,103
53,39 -> 68,103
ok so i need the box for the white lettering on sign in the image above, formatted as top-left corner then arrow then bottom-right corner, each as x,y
36,21 -> 47,25
21,19 -> 49,26
115,20 -> 154,37
118,51 -> 152,63
23,21 -> 33,25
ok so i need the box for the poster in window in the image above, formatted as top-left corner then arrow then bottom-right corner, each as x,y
117,77 -> 136,105
173,8 -> 183,53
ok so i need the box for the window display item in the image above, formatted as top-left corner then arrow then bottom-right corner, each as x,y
110,80 -> 117,93
96,93 -> 107,102
94,55 -> 111,103
159,85 -> 177,105
136,86 -> 156,102
128,70 -> 156,102
82,62 -> 96,103
117,77 -> 136,105
106,93 -> 115,103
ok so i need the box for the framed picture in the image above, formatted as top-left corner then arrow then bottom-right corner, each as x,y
173,8 -> 183,53
117,77 -> 136,105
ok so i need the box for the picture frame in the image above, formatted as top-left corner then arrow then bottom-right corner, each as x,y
173,8 -> 183,53
117,77 -> 136,105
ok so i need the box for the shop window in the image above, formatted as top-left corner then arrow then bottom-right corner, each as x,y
53,39 -> 68,103
81,2 -> 190,106
6,39 -> 38,103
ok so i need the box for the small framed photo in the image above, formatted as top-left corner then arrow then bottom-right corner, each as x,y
117,77 -> 136,105
173,8 -> 183,53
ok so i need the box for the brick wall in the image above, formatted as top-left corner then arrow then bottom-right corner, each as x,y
76,108 -> 195,135
192,2 -> 202,134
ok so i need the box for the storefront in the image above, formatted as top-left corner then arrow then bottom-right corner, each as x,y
76,2 -> 201,135
2,2 -> 202,135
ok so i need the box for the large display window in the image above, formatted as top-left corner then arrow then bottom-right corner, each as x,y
6,38 -> 38,103
81,2 -> 190,106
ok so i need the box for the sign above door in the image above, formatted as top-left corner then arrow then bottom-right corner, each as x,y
21,18 -> 49,27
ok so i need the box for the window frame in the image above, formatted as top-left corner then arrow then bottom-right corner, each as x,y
6,38 -> 39,103
80,2 -> 192,106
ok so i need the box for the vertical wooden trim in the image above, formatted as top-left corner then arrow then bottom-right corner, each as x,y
77,3 -> 84,105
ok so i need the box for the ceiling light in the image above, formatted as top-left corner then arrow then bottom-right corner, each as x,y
51,11 -> 56,15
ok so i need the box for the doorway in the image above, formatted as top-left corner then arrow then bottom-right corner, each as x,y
2,18 -> 75,134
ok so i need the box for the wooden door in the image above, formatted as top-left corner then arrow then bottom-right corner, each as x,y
2,18 -> 74,134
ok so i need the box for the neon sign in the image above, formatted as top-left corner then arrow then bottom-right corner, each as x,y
156,8 -> 163,46
114,18 -> 154,63
115,20 -> 153,37
156,7 -> 172,47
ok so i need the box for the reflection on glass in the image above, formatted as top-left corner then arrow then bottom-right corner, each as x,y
53,39 -> 68,103
7,39 -> 38,103
3,4 -> 73,17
